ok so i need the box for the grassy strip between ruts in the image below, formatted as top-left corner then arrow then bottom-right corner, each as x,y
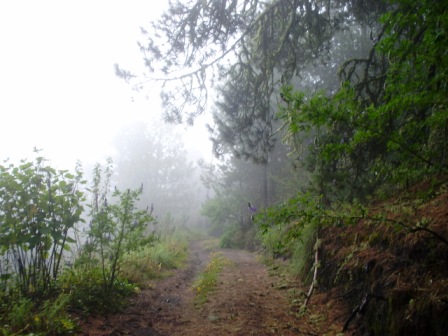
193,252 -> 231,306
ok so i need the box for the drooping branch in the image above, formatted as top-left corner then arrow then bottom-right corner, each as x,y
118,0 -> 390,160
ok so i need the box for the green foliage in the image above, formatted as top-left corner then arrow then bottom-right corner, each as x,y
288,221 -> 319,282
0,294 -> 76,335
256,193 -> 367,282
193,252 -> 230,306
82,158 -> 156,293
35,294 -> 76,335
201,193 -> 242,234
259,212 -> 318,282
0,150 -> 85,296
219,229 -> 233,249
0,152 -> 189,333
202,192 -> 259,250
59,266 -> 135,314
219,225 -> 238,249
276,0 -> 448,203
144,237 -> 187,269
5,297 -> 33,332
120,234 -> 188,284
257,224 -> 287,258
60,230 -> 190,315
256,193 -> 325,265
125,0 -> 387,162
200,155 -> 274,250
256,193 -> 326,234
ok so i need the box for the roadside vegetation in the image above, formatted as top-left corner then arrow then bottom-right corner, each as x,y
120,232 -> 189,285
195,0 -> 448,333
1,0 -> 447,334
0,152 -> 189,335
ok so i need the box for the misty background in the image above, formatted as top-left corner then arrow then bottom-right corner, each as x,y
0,0 -> 373,237
0,1 -> 211,165
0,1 -> 214,227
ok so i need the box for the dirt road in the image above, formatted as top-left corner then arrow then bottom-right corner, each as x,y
79,240 -> 343,335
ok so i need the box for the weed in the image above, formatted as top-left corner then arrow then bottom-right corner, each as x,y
0,294 -> 76,335
120,236 -> 188,284
59,266 -> 135,314
193,252 -> 230,306
6,297 -> 33,331
288,221 -> 319,283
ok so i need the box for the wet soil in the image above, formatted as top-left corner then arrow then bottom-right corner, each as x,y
78,240 -> 345,335
77,179 -> 448,335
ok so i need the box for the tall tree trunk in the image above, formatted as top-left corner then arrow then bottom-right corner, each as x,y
263,163 -> 269,208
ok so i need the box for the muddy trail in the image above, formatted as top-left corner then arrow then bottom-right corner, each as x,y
79,240 -> 345,335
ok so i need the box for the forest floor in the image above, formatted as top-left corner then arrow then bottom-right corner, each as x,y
77,240 -> 347,335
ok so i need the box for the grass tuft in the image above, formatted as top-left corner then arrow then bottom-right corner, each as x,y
193,252 -> 230,306
120,236 -> 189,285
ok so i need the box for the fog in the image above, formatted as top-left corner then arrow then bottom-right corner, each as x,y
0,1 -> 212,162
0,1 -> 380,236
0,1 -> 212,226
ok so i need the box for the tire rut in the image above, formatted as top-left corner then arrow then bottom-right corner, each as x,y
79,240 -> 310,335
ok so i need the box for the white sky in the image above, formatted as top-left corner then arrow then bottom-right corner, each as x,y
0,1 -> 211,169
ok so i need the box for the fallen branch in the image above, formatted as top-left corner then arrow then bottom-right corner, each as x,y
408,226 -> 448,247
304,231 -> 319,307
343,292 -> 386,332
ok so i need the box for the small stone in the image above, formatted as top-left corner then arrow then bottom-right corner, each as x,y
208,315 -> 220,322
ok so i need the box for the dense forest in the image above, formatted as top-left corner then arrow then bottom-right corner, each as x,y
122,0 -> 448,333
1,0 -> 447,334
